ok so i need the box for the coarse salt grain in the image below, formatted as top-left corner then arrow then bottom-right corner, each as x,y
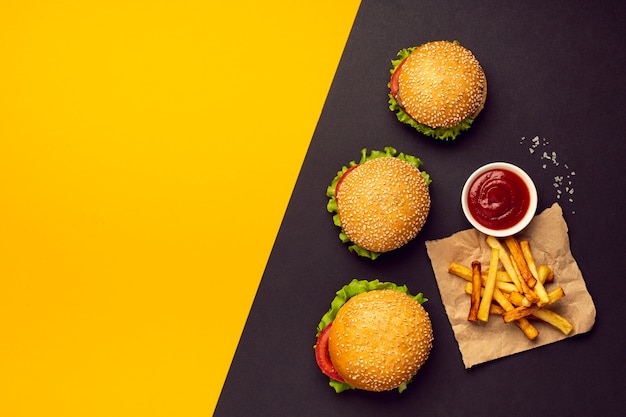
520,135 -> 576,214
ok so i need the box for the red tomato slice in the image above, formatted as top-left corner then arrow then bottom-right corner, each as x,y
334,165 -> 358,206
315,322 -> 344,382
389,57 -> 407,98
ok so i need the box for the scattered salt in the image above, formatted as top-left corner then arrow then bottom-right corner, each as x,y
520,135 -> 576,214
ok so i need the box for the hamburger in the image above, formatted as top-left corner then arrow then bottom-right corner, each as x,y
326,147 -> 431,260
388,40 -> 487,141
314,279 -> 433,393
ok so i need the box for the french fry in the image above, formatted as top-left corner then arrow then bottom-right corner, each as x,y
537,264 -> 554,284
507,291 -> 532,307
464,283 -> 485,302
532,308 -> 574,335
492,288 -> 539,340
487,271 -> 509,282
477,248 -> 500,322
483,269 -> 513,283
448,263 -> 518,293
511,288 -> 565,307
492,270 -> 514,283
486,235 -> 524,293
448,262 -> 504,281
468,261 -> 482,322
503,236 -> 538,288
546,287 -> 566,304
514,319 -> 540,340
447,262 -> 476,281
490,304 -> 506,316
503,304 -> 540,323
494,281 -> 519,294
485,235 -> 503,251
510,254 -> 540,304
531,277 -> 550,306
463,283 -> 506,316
520,241 -> 539,279
520,240 -> 550,306
491,287 -> 514,310
464,281 -> 524,301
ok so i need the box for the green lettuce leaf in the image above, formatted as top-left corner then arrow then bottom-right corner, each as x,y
316,279 -> 428,393
388,42 -> 474,141
326,147 -> 431,260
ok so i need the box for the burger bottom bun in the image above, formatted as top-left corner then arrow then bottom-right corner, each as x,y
328,289 -> 433,392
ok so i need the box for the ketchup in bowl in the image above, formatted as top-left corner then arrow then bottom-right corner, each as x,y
461,162 -> 537,237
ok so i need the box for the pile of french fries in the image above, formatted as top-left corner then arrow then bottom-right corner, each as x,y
448,235 -> 573,340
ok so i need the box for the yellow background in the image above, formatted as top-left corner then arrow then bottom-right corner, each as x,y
0,1 -> 360,415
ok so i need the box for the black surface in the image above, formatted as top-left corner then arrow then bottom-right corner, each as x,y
215,1 -> 626,416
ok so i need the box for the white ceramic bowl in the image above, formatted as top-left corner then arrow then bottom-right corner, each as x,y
461,162 -> 538,237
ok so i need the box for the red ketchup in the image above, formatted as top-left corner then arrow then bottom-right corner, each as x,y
467,168 -> 530,230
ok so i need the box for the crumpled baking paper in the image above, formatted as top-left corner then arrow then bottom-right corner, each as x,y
425,203 -> 596,368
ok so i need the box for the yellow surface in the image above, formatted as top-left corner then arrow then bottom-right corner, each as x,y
0,1 -> 360,415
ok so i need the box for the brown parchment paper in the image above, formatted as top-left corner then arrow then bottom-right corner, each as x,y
425,203 -> 596,368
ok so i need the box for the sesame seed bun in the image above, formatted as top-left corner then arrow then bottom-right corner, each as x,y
390,40 -> 487,139
336,157 -> 430,253
328,289 -> 433,392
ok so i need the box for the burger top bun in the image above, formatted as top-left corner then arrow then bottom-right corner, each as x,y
397,40 -> 487,128
336,157 -> 430,253
328,289 -> 433,392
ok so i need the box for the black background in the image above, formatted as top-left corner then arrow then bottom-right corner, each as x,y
215,1 -> 626,416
